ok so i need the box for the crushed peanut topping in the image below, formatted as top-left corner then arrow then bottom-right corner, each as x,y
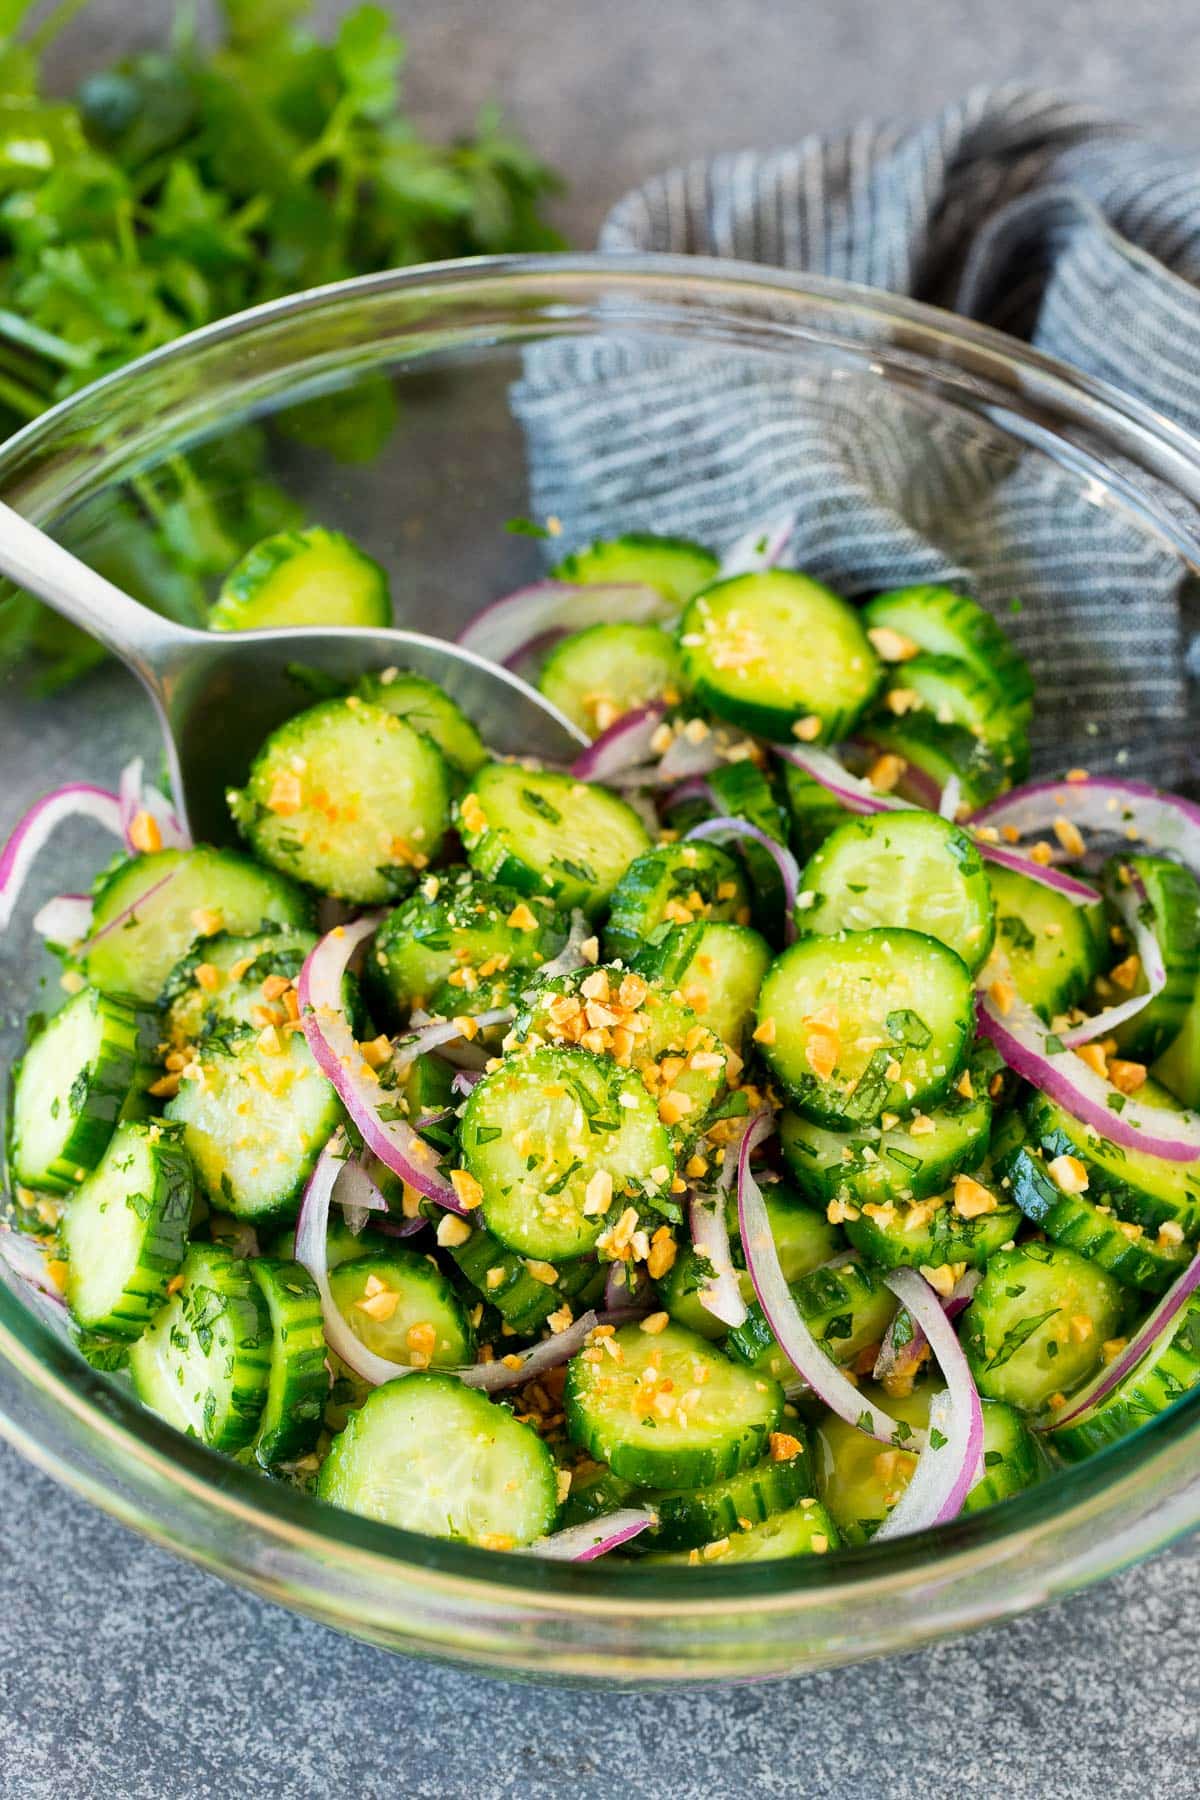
791,714 -> 823,742
1047,1153 -> 1089,1195
868,625 -> 920,662
450,1168 -> 484,1210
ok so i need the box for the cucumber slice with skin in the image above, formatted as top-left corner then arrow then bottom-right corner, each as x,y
355,670 -> 488,777
1001,1140 -> 1193,1293
461,1046 -> 675,1261
885,652 -> 1029,778
756,928 -> 974,1129
317,1371 -> 559,1549
565,1321 -> 784,1488
539,622 -> 685,738
1106,854 -> 1200,1061
552,533 -> 719,606
641,1497 -> 840,1563
372,867 -> 567,1018
659,1181 -> 841,1339
843,1179 -> 1021,1271
633,921 -> 771,1052
815,1386 -> 1047,1543
604,843 -> 750,966
1051,1293 -> 1200,1461
558,1462 -> 637,1529
129,1243 -> 272,1452
1023,1086 -> 1200,1239
963,1241 -> 1127,1412
861,712 -> 1010,812
209,526 -> 390,631
797,810 -> 995,973
726,1253 -> 898,1386
161,926 -> 316,1050
328,1249 -> 475,1369
514,967 -> 726,1149
85,847 -> 312,1004
248,1257 -> 329,1467
984,863 -> 1104,1022
862,585 -> 1033,712
780,1080 -> 992,1211
679,572 -> 881,743
445,1222 -> 604,1335
165,1028 -> 340,1223
458,762 -> 651,919
62,1119 -> 193,1336
632,1440 -> 813,1553
1153,991 -> 1200,1109
9,987 -> 151,1192
779,759 -> 850,864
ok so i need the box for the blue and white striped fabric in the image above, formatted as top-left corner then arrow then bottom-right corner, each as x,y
513,87 -> 1200,784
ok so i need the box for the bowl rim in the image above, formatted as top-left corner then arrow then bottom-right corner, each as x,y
2,249 -> 1200,1644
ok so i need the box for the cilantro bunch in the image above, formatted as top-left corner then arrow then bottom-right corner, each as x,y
0,0 -> 564,688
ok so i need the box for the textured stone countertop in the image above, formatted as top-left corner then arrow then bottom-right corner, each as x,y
4,3 -> 1200,1794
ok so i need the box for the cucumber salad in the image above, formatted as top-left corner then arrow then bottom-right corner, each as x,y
6,517 -> 1200,1566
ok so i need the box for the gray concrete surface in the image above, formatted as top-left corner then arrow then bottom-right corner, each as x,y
4,2 -> 1200,1794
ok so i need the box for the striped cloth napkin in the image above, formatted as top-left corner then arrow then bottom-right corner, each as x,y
513,87 -> 1200,784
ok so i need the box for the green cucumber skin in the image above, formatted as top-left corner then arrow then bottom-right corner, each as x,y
604,842 -> 748,966
63,1120 -> 194,1338
963,1242 -> 1128,1414
780,1091 -> 992,1211
248,1257 -> 330,1467
458,764 -> 651,918
1002,1142 -> 1192,1294
1052,1295 -> 1200,1461
631,1444 -> 813,1554
210,526 -> 390,632
843,1196 -> 1022,1272
986,863 -> 1104,1022
1110,855 -> 1200,1061
862,586 -> 1034,709
9,988 -> 150,1193
551,533 -> 719,606
447,1223 -> 604,1335
1023,1090 -> 1200,1239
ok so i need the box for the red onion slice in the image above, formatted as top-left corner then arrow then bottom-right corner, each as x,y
298,917 -> 465,1210
118,756 -> 190,851
939,774 -> 962,823
684,816 -> 801,942
973,775 -> 1200,877
336,1158 -> 391,1236
458,581 -> 675,669
774,745 -> 910,816
972,840 -> 1101,905
32,893 -> 94,943
656,729 -> 725,785
536,1507 -> 658,1561
718,512 -> 797,577
873,1268 -> 981,1385
0,783 -> 123,932
872,1268 -> 984,1539
976,977 -> 1200,1160
689,1189 -> 749,1329
0,1228 -> 67,1308
737,1112 -> 907,1443
1045,1245 -> 1200,1431
1059,869 -> 1165,1048
571,704 -> 669,781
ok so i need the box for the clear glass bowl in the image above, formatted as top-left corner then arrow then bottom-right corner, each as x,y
2,254 -> 1200,1686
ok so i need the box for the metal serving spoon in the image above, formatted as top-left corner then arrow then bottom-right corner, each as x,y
0,499 -> 585,844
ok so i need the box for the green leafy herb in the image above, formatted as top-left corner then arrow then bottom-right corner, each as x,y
999,915 -> 1036,953
986,1306 -> 1059,1370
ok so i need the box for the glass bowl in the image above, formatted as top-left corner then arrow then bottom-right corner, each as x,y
2,254 -> 1200,1687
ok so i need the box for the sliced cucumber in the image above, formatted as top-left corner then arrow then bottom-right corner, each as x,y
756,929 -> 974,1129
633,1443 -> 813,1553
328,1249 -> 475,1369
317,1371 -> 559,1548
558,1462 -> 637,1529
659,1182 -> 841,1339
1153,992 -> 1200,1109
372,866 -> 566,1018
726,1254 -> 897,1386
86,848 -> 312,1004
860,712 -> 1010,812
461,1046 -> 674,1261
963,1241 -> 1128,1412
1023,1086 -> 1200,1239
565,1321 -> 783,1488
539,623 -> 684,737
552,532 -> 718,605
1107,855 -> 1200,1061
209,526 -> 390,631
445,1223 -> 604,1335
815,1387 -> 1047,1543
1051,1294 -> 1200,1461
458,762 -> 651,918
633,921 -> 771,1051
161,926 -> 316,1050
604,843 -> 749,965
798,810 -> 995,973
248,1257 -> 329,1466
984,863 -> 1104,1021
678,572 -> 881,743
844,1181 -> 1021,1271
1002,1140 -> 1193,1293
780,1080 -> 992,1211
229,697 -> 451,904
640,1497 -> 840,1563
165,1028 -> 340,1222
62,1119 -> 193,1336
698,761 -> 793,939
355,670 -> 488,777
129,1243 -> 271,1451
862,585 -> 1033,712
9,987 -> 151,1192
886,652 -> 1029,778
778,759 -> 850,864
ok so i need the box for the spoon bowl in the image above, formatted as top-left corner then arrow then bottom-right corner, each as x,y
0,498 -> 585,843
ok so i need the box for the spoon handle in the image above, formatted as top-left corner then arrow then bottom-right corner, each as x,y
0,498 -> 191,688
